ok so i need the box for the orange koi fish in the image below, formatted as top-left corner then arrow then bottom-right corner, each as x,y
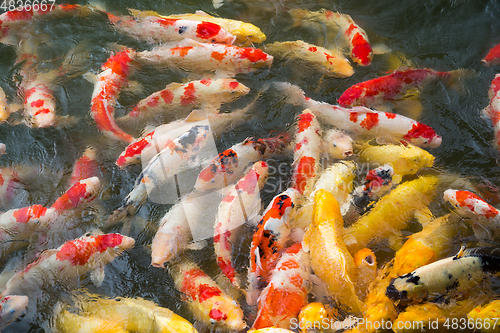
0,295 -> 29,331
247,188 -> 300,306
482,73 -> 500,152
196,134 -> 290,191
252,243 -> 310,330
107,12 -> 236,44
214,161 -> 269,288
90,47 -> 137,142
2,233 -> 135,296
292,110 -> 322,197
136,38 -> 273,77
170,259 -> 246,331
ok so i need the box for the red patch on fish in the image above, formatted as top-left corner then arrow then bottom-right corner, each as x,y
181,83 -> 197,105
0,174 -> 3,186
56,234 -> 124,266
403,122 -> 437,142
160,89 -> 175,104
385,112 -> 397,119
229,81 -> 239,89
351,33 -> 372,66
51,181 -> 90,211
30,99 -> 44,108
238,48 -> 269,62
297,113 -> 315,133
200,79 -> 212,86
155,18 -> 176,27
455,191 -> 498,219
360,112 -> 379,130
222,194 -> 236,203
59,4 -> 79,11
350,112 -> 359,123
171,46 -> 193,57
217,256 -> 236,282
34,108 -> 51,116
102,50 -> 133,77
483,43 -> 500,64
211,51 -> 227,62
294,156 -> 316,194
13,205 -> 47,223
235,170 -> 260,195
345,23 -> 357,36
146,95 -> 160,107
196,21 -> 221,39
209,308 -> 228,321
5,10 -> 33,21
308,46 -> 318,52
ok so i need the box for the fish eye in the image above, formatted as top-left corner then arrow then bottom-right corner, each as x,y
210,319 -> 217,324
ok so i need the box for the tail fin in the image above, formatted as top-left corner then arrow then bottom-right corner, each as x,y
445,68 -> 476,95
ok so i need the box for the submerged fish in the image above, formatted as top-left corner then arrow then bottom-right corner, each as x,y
0,295 -> 29,332
482,73 -> 500,152
54,305 -> 128,333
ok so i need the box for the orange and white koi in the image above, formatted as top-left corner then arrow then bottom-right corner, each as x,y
482,42 -> 500,66
214,161 -> 268,288
252,243 -> 310,329
289,9 -> 373,66
121,78 -> 249,121
107,125 -> 210,225
323,129 -> 354,159
292,110 -> 322,197
353,248 -> 377,300
264,40 -> 354,77
247,188 -> 300,306
67,147 -> 101,187
90,47 -> 137,142
170,259 -> 246,331
0,295 -> 29,331
107,12 -> 236,44
352,164 -> 394,213
136,39 -> 273,77
2,233 -> 135,296
195,134 -> 290,191
338,67 -> 465,108
482,73 -> 500,152
443,189 -> 500,240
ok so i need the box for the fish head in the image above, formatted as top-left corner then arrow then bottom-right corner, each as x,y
354,248 -> 377,269
234,23 -> 266,44
324,129 -> 354,158
0,295 -> 29,330
195,148 -> 239,191
399,144 -> 435,174
298,302 -> 329,330
443,189 -> 458,207
208,299 -> 246,331
218,79 -> 250,100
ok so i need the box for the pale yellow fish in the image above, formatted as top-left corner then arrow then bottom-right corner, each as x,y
53,306 -> 128,333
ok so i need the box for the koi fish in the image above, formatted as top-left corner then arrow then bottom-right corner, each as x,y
252,243 -> 309,329
303,189 -> 363,314
53,305 -> 128,333
323,129 -> 354,159
129,9 -> 266,45
468,300 -> 500,331
50,176 -> 100,213
106,125 -> 210,226
107,12 -> 236,44
247,188 -> 300,306
353,248 -> 377,300
289,9 -> 373,66
393,303 -> 446,333
297,302 -> 338,333
136,38 -> 273,77
338,67 -> 465,108
2,233 -> 135,296
195,134 -> 290,191
0,295 -> 29,332
443,189 -> 500,240
0,87 -> 21,124
264,40 -> 354,77
482,73 -> 500,152
344,175 -> 439,254
120,78 -> 249,121
67,147 -> 101,187
214,161 -> 269,288
90,47 -> 137,142
292,110 -> 322,196
352,164 -> 394,213
386,246 -> 500,305
170,259 -> 246,331
482,42 -> 500,66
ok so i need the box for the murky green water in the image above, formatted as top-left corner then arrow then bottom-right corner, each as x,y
1,0 -> 500,332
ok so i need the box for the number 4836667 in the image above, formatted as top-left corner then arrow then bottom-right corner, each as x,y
0,0 -> 56,12
443,317 -> 499,330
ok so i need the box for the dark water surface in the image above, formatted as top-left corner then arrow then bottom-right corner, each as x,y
1,0 -> 500,332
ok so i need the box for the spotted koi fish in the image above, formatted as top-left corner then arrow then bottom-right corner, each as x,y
323,129 -> 354,159
252,243 -> 309,329
90,47 -> 137,142
265,40 -> 353,77
353,164 -> 394,213
107,125 -> 210,225
129,9 -> 266,45
482,42 -> 500,66
289,9 -> 373,66
120,78 -> 249,121
292,110 -> 322,197
2,233 -> 135,296
386,246 -> 500,306
170,259 -> 246,331
443,189 -> 500,240
482,73 -> 500,152
107,12 -> 235,44
136,38 -> 273,77
196,134 -> 290,191
338,67 -> 465,108
247,188 -> 300,306
0,295 -> 29,332
67,147 -> 101,187
214,161 -> 269,288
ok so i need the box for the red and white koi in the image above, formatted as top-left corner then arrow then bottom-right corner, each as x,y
323,129 -> 354,159
482,42 -> 500,66
252,243 -> 309,330
107,13 -> 236,44
482,73 -> 500,152
247,188 -> 300,306
170,259 -> 246,331
90,47 -> 137,142
195,134 -> 290,191
292,109 -> 322,197
443,189 -> 500,240
338,67 -> 464,108
214,161 -> 269,288
67,147 -> 101,187
121,78 -> 249,121
136,39 -> 273,77
289,9 -> 373,66
50,176 -> 100,213
0,295 -> 29,331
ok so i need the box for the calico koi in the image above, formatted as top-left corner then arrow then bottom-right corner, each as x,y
264,40 -> 354,77
214,161 -> 269,288
482,73 -> 500,152
67,147 -> 101,187
247,188 -> 300,306
107,12 -> 236,44
352,164 -> 394,213
2,233 -> 135,296
129,9 -> 266,45
252,243 -> 310,329
170,259 -> 246,331
90,47 -> 137,142
292,110 -> 322,197
136,38 -> 273,77
195,134 -> 290,191
0,295 -> 29,332
121,78 -> 249,121
443,189 -> 500,240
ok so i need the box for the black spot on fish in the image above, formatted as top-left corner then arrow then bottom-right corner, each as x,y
405,273 -> 420,285
448,274 -> 452,280
445,280 -> 460,293
386,280 -> 408,303
178,26 -> 188,34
